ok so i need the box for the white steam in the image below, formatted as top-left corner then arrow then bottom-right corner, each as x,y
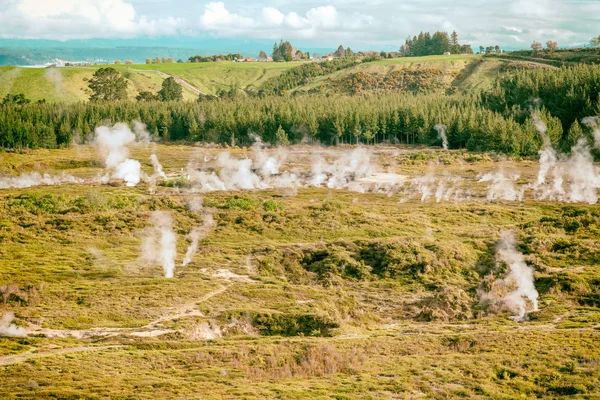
182,213 -> 215,267
434,124 -> 448,150
480,231 -> 539,321
94,123 -> 142,187
530,114 -> 600,204
402,171 -> 466,203
147,153 -> 167,193
478,169 -> 523,201
0,312 -> 27,337
0,172 -> 83,189
142,211 -> 177,278
185,146 -> 390,194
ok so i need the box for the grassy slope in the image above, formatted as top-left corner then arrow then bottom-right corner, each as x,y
0,56 -> 506,102
128,61 -> 302,95
487,48 -> 600,66
0,62 -> 302,102
293,55 -> 505,93
0,145 -> 599,398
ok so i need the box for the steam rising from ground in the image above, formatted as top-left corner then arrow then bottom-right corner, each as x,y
434,124 -> 448,150
0,121 -> 164,190
402,171 -> 465,203
142,211 -> 177,278
0,172 -> 83,189
478,169 -> 523,201
529,114 -> 600,204
182,211 -> 215,267
479,231 -> 539,321
478,114 -> 600,204
186,146 -> 403,195
94,123 -> 142,186
1,118 -> 599,205
0,312 -> 26,337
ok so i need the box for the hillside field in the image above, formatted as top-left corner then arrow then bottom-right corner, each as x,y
0,55 -> 516,102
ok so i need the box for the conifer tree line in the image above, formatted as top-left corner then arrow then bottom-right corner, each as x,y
1,64 -> 599,157
187,53 -> 243,63
400,31 -> 473,56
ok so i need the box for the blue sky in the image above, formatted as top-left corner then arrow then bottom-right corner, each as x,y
0,0 -> 598,50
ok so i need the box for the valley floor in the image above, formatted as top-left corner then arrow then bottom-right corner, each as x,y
1,144 -> 599,398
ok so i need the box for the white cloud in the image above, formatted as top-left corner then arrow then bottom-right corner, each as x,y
306,6 -> 338,29
502,26 -> 524,34
262,7 -> 284,26
0,0 -> 184,39
0,0 -> 596,49
197,3 -> 374,41
200,2 -> 253,30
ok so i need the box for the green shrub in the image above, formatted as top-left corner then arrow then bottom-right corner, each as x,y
252,313 -> 338,337
221,196 -> 258,210
262,200 -> 282,212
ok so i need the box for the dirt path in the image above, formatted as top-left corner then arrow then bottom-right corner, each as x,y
145,284 -> 230,328
0,284 -> 234,366
23,284 -> 232,339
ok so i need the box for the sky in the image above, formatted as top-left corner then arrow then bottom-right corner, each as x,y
0,0 -> 598,50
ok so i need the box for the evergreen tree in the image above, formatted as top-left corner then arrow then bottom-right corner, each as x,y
136,91 -> 159,102
272,42 -> 282,61
275,125 -> 290,145
563,120 -> 583,152
2,93 -> 31,105
88,67 -> 128,101
451,31 -> 460,54
158,77 -> 183,101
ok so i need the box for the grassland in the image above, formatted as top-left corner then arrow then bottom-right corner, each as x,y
488,47 -> 600,67
0,61 -> 302,102
1,144 -> 599,398
0,65 -> 203,103
0,55 -> 516,102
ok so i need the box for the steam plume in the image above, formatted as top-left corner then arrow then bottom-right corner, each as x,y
0,172 -> 82,189
0,312 -> 26,337
531,114 -> 599,203
142,211 -> 177,278
182,213 -> 215,266
479,169 -> 523,201
147,153 -> 167,193
480,231 -> 539,321
434,124 -> 448,150
94,123 -> 142,186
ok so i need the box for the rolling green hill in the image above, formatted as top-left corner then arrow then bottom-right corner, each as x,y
293,55 -> 499,94
487,47 -> 600,67
0,56 -> 543,102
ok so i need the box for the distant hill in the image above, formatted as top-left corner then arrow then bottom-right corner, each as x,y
0,55 -> 552,103
486,47 -> 600,66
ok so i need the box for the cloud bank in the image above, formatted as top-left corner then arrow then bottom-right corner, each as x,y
0,0 -> 597,48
